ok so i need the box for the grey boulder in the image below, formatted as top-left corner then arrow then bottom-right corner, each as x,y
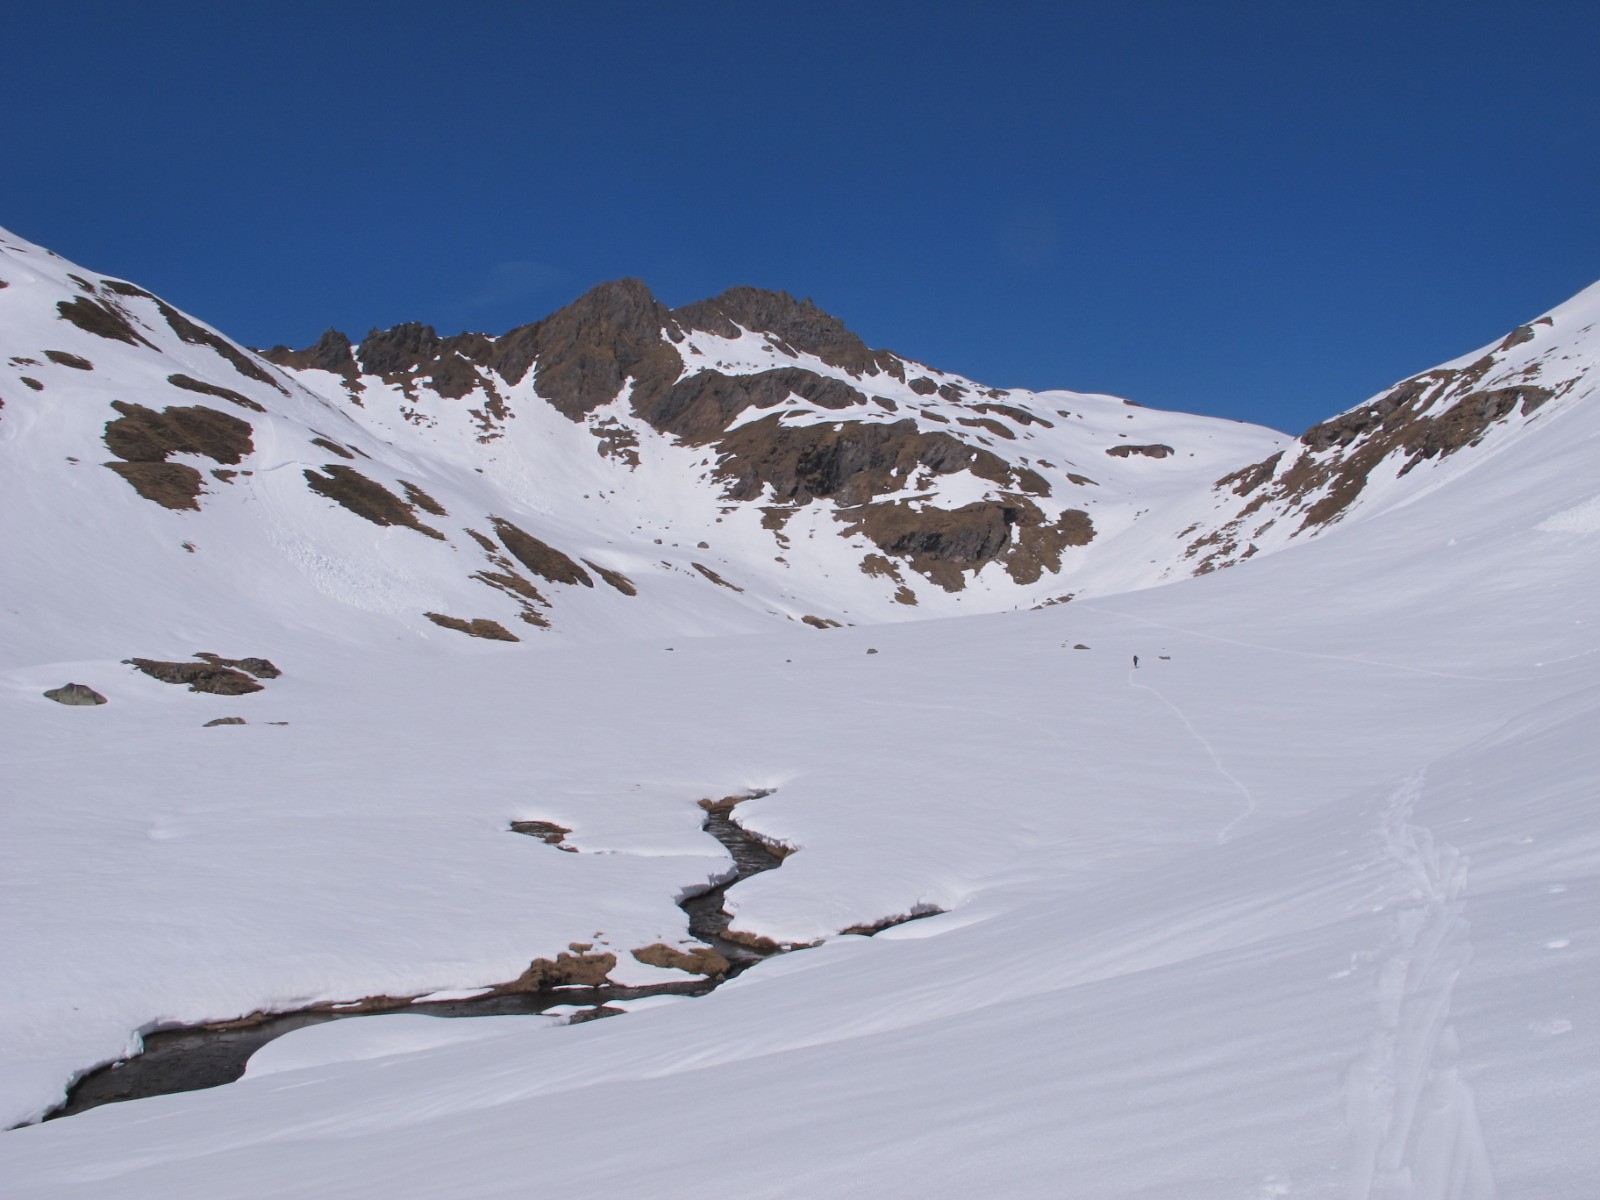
44,683 -> 107,706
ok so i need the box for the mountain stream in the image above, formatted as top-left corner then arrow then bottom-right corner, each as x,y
43,796 -> 790,1121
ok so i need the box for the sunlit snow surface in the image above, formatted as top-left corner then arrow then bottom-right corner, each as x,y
1,232 -> 1598,1196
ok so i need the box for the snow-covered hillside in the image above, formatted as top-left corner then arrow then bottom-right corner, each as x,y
1175,282 -> 1598,574
2,227 -> 1597,1197
0,225 -> 1285,662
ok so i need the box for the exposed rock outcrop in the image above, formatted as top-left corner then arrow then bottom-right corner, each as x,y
193,654 -> 280,678
102,401 -> 254,510
673,286 -> 903,378
1105,443 -> 1173,459
525,279 -> 682,418
303,465 -> 445,539
124,658 -> 264,695
43,683 -> 106,706
1185,315 -> 1569,574
500,950 -> 618,993
261,329 -> 363,390
631,942 -> 730,977
424,613 -> 520,641
57,296 -> 154,348
166,373 -> 265,413
637,367 -> 869,441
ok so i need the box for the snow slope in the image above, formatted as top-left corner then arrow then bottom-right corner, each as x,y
0,225 -> 1287,662
1175,281 -> 1598,574
1,233 -> 1597,1196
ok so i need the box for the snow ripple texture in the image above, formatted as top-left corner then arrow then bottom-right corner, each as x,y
1345,773 -> 1496,1200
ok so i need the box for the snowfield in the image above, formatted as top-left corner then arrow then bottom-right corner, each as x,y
1,231 -> 1597,1196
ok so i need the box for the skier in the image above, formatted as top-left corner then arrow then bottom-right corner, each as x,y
1132,654 -> 1139,669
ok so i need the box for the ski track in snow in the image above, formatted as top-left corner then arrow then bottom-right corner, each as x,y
1344,772 -> 1496,1200
1126,668 -> 1256,843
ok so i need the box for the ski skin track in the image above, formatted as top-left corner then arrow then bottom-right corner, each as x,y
1344,772 -> 1495,1200
1126,665 -> 1259,844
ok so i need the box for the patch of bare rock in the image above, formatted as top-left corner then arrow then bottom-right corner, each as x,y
509,819 -> 576,850
425,613 -> 520,642
124,654 -> 279,695
102,400 -> 254,510
43,683 -> 106,706
302,464 -> 444,539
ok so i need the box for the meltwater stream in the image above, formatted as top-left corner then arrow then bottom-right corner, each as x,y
45,796 -> 788,1121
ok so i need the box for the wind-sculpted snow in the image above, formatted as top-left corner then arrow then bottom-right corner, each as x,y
1,226 -> 1598,1195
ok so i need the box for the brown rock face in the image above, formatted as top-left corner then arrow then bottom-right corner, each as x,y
104,401 -> 254,466
102,401 -> 255,510
1189,327 -> 1566,574
1105,443 -> 1174,459
637,367 -> 869,441
263,277 -> 1098,595
423,613 -> 520,641
193,654 -> 280,678
154,299 -> 287,393
1215,451 -> 1283,496
261,329 -> 362,388
56,297 -> 154,348
166,373 -> 266,413
582,560 -> 638,596
524,279 -> 683,418
502,950 -> 617,993
349,324 -> 500,401
840,500 -> 1017,591
124,658 -> 264,695
631,942 -> 730,977
490,517 -> 593,587
840,495 -> 1093,590
672,286 -> 903,378
1004,506 -> 1096,585
358,323 -> 443,377
713,415 -> 1014,506
1284,363 -> 1553,530
310,437 -> 355,459
302,465 -> 445,539
104,462 -> 206,510
509,819 -> 573,848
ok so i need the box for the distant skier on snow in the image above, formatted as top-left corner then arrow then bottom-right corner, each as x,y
1132,654 -> 1139,669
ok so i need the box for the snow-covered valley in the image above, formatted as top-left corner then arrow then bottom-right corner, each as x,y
2,227 -> 1596,1196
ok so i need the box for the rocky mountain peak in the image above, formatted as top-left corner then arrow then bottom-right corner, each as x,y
672,286 -> 902,379
260,328 -> 357,379
524,278 -> 680,419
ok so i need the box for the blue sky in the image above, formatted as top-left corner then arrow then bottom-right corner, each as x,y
7,1 -> 1597,433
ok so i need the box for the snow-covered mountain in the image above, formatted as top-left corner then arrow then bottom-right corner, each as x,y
1,225 -> 1287,657
2,227 -> 1597,1198
1177,288 -> 1596,574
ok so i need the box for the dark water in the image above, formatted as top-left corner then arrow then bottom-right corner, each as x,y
43,798 -> 786,1122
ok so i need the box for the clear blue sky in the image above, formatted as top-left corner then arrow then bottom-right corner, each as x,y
7,1 -> 1597,433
